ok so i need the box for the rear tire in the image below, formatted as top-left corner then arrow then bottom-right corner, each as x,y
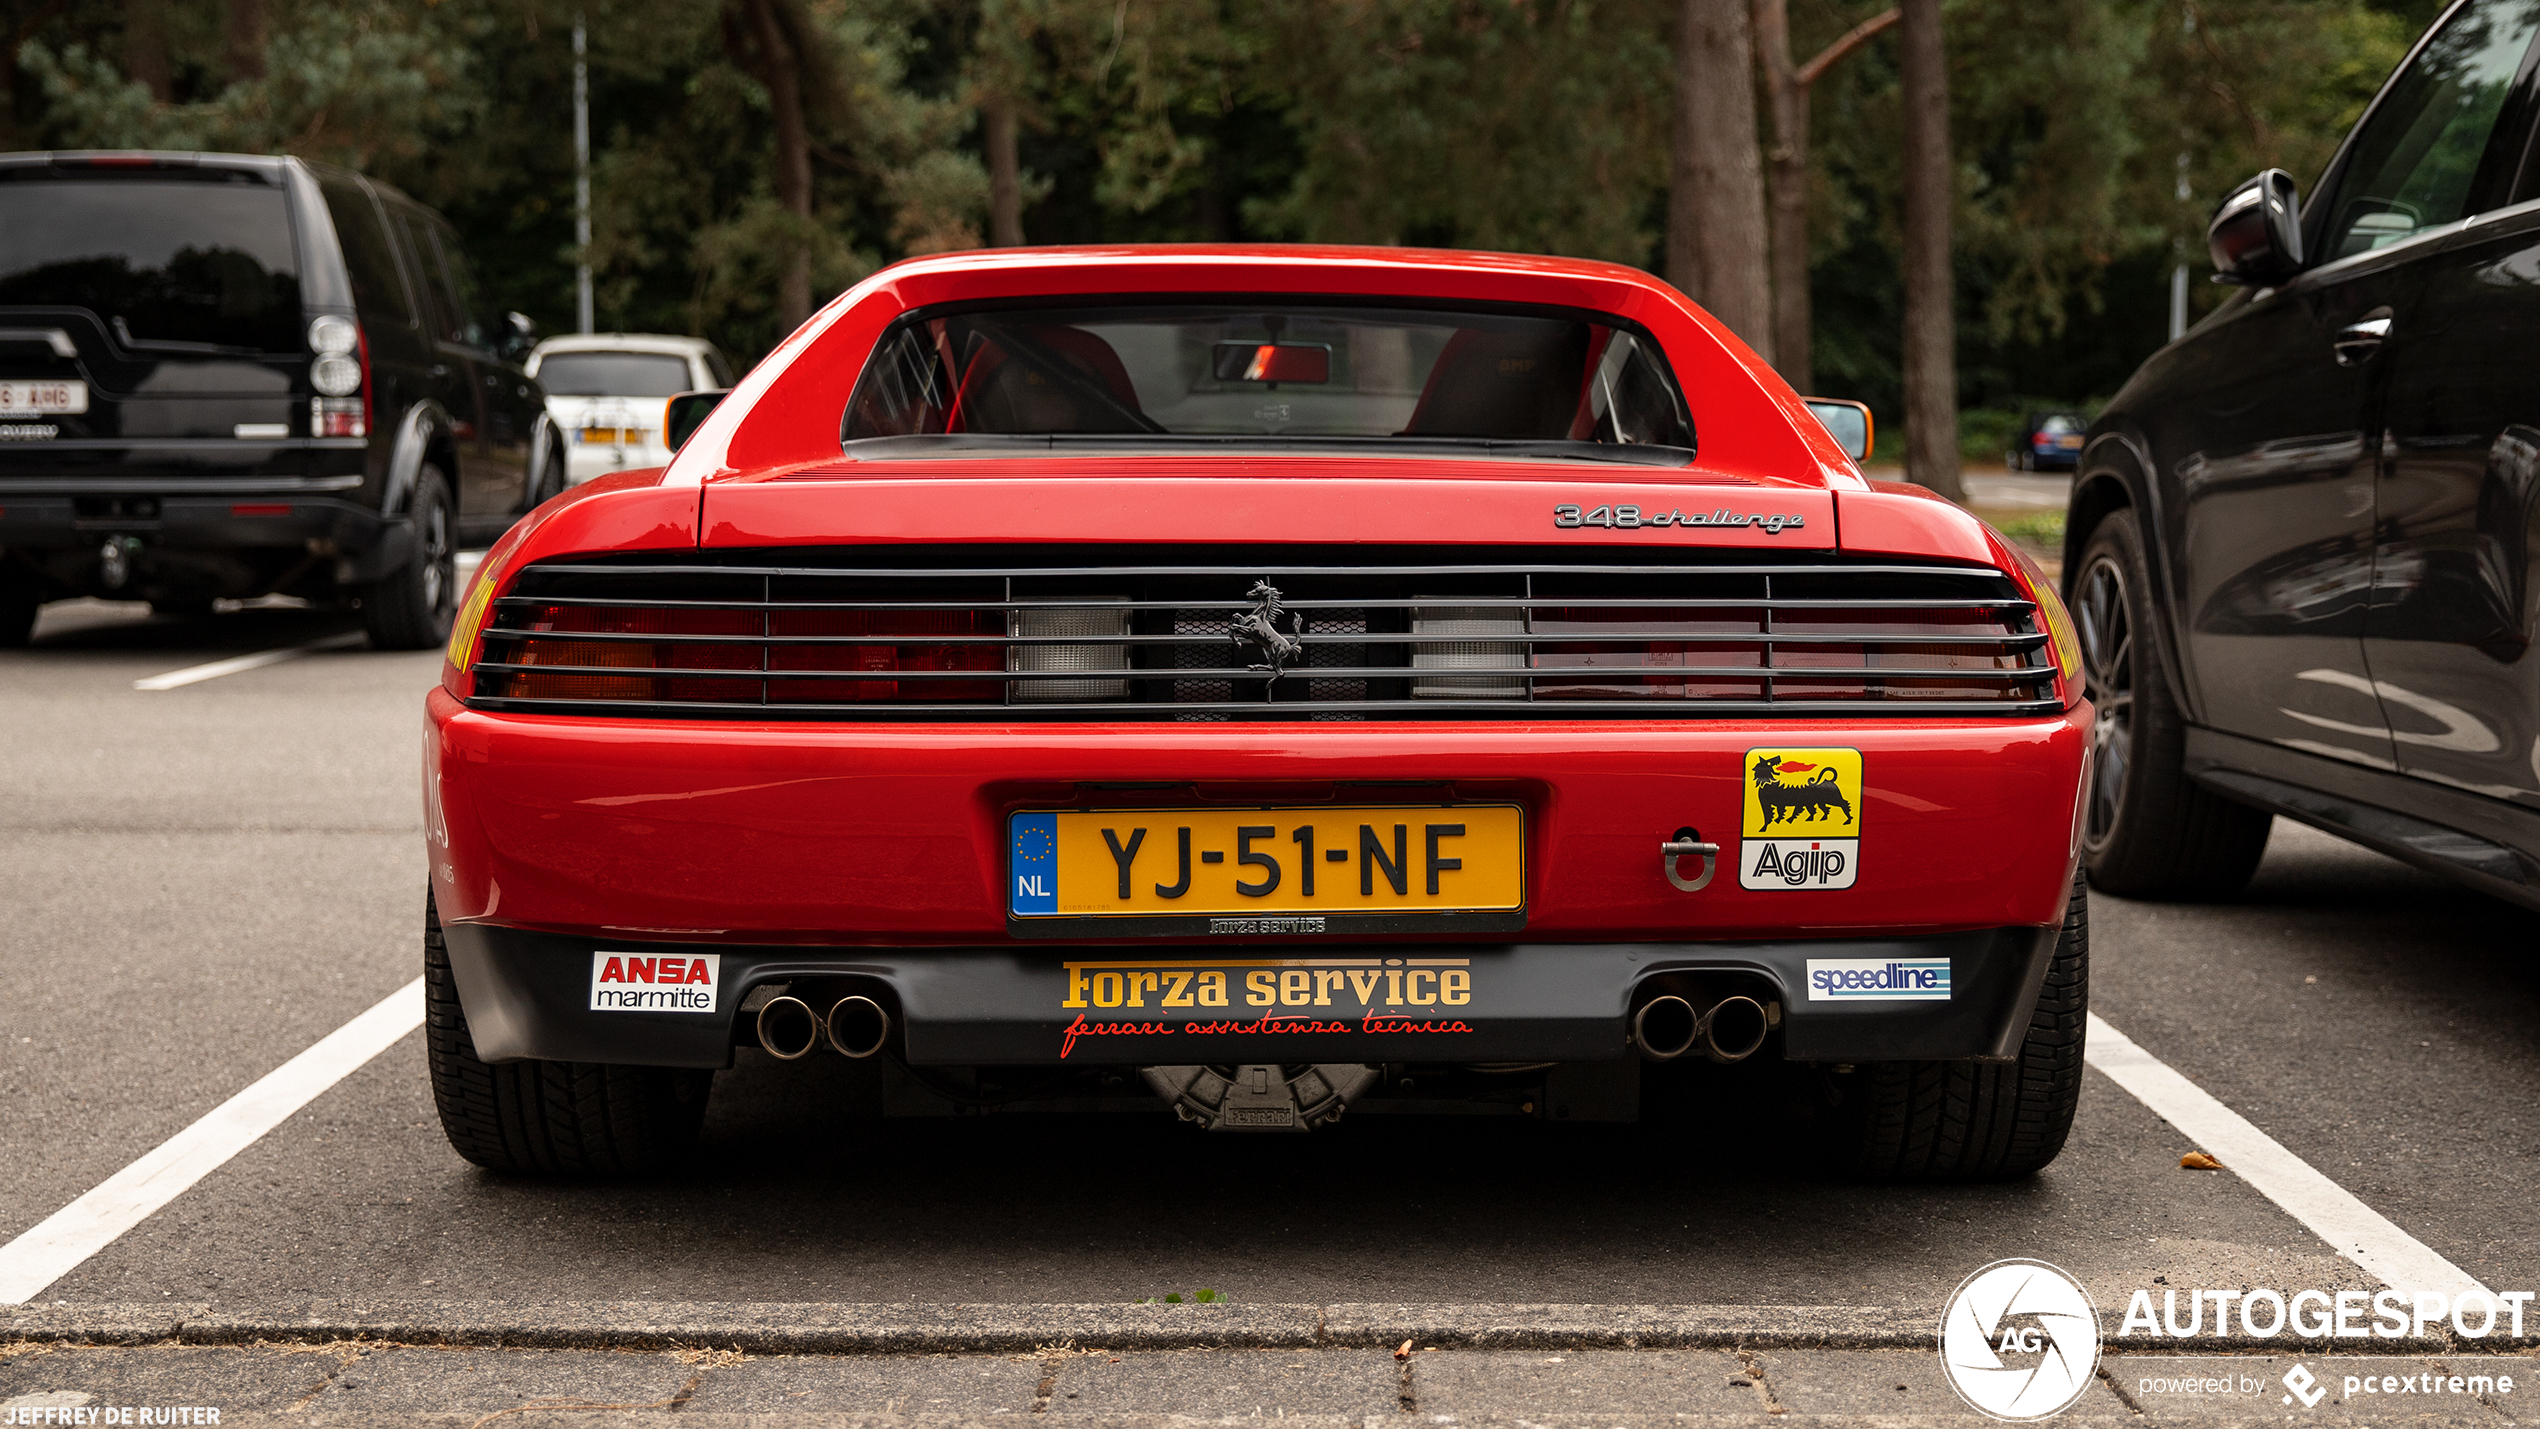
425,891 -> 712,1176
361,464 -> 457,650
2071,507 -> 2271,897
0,563 -> 39,647
1815,870 -> 2089,1182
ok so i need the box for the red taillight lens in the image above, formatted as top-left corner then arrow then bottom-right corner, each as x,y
476,604 -> 1007,705
1526,602 -> 2050,704
768,608 -> 1002,702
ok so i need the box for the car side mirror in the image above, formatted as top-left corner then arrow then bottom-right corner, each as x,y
2209,170 -> 2304,286
664,389 -> 728,453
1804,398 -> 1873,462
496,311 -> 538,363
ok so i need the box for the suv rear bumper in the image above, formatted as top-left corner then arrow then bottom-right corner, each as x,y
441,919 -> 2060,1069
1,493 -> 411,588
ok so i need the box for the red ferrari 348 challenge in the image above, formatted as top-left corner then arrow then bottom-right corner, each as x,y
422,246 -> 2091,1180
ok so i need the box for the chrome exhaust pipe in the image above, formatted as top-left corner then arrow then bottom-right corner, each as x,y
1631,995 -> 1700,1061
755,995 -> 821,1060
824,994 -> 891,1059
1695,995 -> 1770,1064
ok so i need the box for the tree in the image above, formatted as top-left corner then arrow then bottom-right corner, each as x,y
1667,0 -> 1772,361
1897,0 -> 1959,499
723,0 -> 827,331
1751,1 -> 1895,393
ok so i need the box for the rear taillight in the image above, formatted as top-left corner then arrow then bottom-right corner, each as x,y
475,604 -> 1016,705
771,607 -> 1003,702
1411,605 -> 1525,698
2001,543 -> 2083,706
1009,602 -> 1130,701
1522,601 -> 2041,703
308,316 -> 368,438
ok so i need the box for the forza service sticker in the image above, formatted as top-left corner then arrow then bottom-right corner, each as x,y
1740,747 -> 1861,890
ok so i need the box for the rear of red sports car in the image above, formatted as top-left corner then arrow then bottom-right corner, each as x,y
422,247 -> 2091,1180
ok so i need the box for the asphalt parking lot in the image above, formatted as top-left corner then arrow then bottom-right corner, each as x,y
4,588 -> 2538,1424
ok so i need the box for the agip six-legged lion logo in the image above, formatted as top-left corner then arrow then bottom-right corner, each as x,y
1751,751 -> 1856,827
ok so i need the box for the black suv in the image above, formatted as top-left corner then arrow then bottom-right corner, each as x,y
0,151 -> 563,648
2069,0 -> 2540,910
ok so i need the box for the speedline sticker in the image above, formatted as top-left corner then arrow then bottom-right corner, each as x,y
1739,747 -> 1861,890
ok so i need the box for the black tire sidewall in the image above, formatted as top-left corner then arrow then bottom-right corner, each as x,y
2072,507 -> 2270,896
362,464 -> 458,649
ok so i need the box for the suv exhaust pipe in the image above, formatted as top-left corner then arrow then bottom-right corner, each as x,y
824,995 -> 891,1059
1632,993 -> 1772,1064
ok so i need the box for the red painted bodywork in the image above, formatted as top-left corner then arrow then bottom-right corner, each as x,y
429,247 -> 2089,949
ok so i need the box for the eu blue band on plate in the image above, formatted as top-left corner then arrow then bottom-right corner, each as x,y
1010,813 -> 1058,915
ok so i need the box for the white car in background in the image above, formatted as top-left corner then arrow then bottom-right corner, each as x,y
524,334 -> 734,485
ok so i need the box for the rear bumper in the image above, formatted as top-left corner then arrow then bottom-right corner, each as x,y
441,920 -> 2060,1069
425,691 -> 2091,941
1,493 -> 409,590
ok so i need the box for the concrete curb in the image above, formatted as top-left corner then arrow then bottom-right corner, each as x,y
0,1301 -> 2516,1355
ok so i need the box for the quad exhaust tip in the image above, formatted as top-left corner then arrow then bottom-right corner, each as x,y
824,994 -> 890,1059
1632,993 -> 1771,1064
755,995 -> 822,1060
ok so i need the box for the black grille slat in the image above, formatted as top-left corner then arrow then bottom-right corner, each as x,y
469,545 -> 2060,721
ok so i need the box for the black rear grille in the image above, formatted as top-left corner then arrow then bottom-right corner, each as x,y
466,544 -> 2059,720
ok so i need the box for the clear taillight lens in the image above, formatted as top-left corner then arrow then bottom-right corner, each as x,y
1412,605 -> 1524,698
311,353 -> 361,396
1009,601 -> 1130,701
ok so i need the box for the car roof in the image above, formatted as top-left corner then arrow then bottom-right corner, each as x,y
531,334 -> 720,358
0,150 -> 294,176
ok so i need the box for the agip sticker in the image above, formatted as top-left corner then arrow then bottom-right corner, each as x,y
1739,747 -> 1861,890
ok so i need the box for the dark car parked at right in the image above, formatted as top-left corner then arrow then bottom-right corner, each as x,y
0,151 -> 563,648
2069,0 -> 2540,911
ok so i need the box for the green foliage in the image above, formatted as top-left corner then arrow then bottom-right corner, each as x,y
1135,1289 -> 1223,1304
0,0 -> 2432,387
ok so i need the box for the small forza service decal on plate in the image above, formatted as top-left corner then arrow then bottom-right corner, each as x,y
589,951 -> 721,1012
1740,747 -> 1861,890
1806,957 -> 1950,1001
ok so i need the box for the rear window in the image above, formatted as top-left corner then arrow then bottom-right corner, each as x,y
2039,414 -> 2083,436
841,301 -> 1695,461
537,351 -> 694,397
0,170 -> 302,352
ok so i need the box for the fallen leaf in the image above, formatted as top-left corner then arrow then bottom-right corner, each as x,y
2180,1151 -> 2224,1170
1394,1339 -> 1414,1362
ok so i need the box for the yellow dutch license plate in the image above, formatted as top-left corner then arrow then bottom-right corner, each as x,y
1008,805 -> 1524,921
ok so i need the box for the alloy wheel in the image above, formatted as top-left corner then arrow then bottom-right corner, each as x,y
421,495 -> 454,623
2074,552 -> 2133,850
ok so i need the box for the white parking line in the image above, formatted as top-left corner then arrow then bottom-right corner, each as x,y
2086,1011 -> 2488,1298
132,631 -> 368,690
0,978 -> 423,1304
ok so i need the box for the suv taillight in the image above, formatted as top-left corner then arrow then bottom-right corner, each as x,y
308,315 -> 368,438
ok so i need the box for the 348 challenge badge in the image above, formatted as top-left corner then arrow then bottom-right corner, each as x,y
1740,747 -> 1862,890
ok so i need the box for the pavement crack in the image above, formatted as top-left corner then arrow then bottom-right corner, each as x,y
462,1369 -> 706,1429
1395,1348 -> 1416,1414
2097,1364 -> 2147,1416
1734,1348 -> 1786,1416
